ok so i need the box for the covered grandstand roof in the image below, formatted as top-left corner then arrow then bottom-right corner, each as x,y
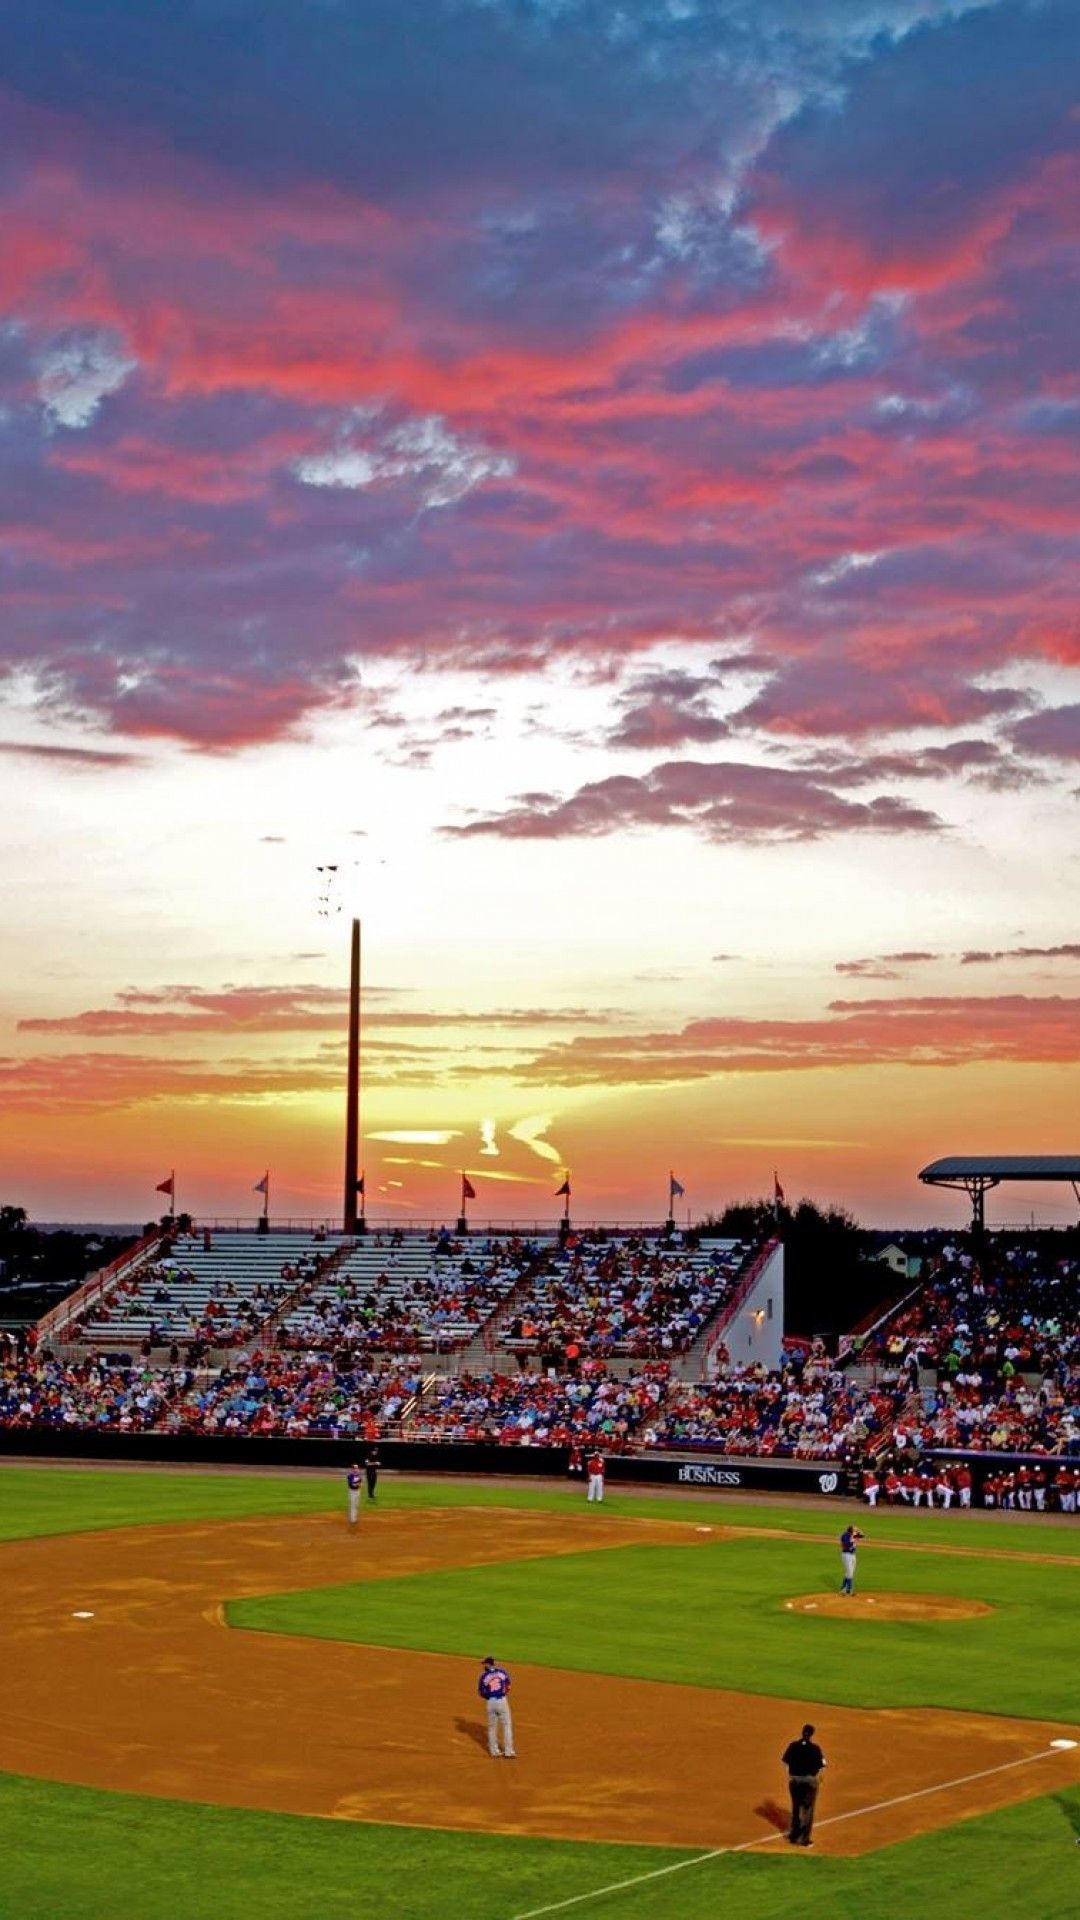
920,1156 -> 1080,1183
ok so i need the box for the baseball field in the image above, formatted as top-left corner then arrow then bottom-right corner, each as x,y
1,1466 -> 1078,1920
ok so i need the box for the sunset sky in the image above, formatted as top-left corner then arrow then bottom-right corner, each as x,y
1,0 -> 1077,1229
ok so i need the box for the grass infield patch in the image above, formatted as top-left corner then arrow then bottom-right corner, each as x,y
230,1532 -> 1080,1723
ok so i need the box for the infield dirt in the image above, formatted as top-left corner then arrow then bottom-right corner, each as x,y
2,1505 -> 1077,1855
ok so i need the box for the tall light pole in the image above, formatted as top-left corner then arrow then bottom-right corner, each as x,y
343,917 -> 364,1233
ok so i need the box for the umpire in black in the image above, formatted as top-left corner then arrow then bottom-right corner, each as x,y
782,1723 -> 826,1845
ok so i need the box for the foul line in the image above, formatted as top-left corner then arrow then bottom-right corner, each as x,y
509,1745 -> 1073,1920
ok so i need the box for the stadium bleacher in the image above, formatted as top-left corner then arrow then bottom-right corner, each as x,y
500,1232 -> 748,1359
164,1354 -> 423,1437
277,1230 -> 540,1354
644,1357 -> 905,1458
409,1363 -> 670,1446
2,1223 -> 1075,1503
856,1234 -> 1080,1459
70,1230 -> 338,1349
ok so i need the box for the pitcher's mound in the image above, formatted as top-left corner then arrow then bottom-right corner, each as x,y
785,1592 -> 993,1622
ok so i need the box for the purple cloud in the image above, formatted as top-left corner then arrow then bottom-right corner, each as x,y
1010,704 -> 1080,762
443,757 -> 943,843
0,0 -> 1074,775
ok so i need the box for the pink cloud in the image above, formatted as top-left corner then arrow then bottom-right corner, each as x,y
18,983 -> 617,1037
0,29 -> 1074,764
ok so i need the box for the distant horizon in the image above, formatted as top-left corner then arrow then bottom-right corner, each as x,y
21,1199 -> 1078,1237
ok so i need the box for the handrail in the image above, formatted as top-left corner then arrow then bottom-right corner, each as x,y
35,1231 -> 163,1345
843,1280 -> 926,1359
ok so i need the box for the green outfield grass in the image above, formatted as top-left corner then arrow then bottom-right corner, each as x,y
1,1769 -> 1077,1920
2,1465 -> 1079,1920
2,1462 -> 1079,1554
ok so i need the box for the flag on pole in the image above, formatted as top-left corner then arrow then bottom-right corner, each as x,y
670,1173 -> 685,1199
555,1178 -> 571,1198
253,1174 -> 269,1196
155,1175 -> 174,1198
773,1171 -> 785,1207
356,1174 -> 365,1195
461,1175 -> 477,1201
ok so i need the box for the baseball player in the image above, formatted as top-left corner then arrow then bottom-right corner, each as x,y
586,1450 -> 605,1503
364,1447 -> 380,1501
1033,1468 -> 1047,1513
345,1462 -> 362,1528
478,1656 -> 515,1758
782,1722 -> 826,1846
839,1521 -> 865,1594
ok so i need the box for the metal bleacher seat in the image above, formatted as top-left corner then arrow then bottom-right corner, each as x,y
77,1231 -> 332,1345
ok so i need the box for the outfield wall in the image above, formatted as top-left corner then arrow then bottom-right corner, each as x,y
0,1426 -> 849,1496
5,1429 -> 1072,1500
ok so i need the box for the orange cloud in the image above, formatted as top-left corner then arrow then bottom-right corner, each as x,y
508,995 -> 1080,1086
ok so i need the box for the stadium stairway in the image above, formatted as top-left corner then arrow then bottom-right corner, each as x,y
665,1239 -> 758,1381
451,1242 -> 560,1374
258,1238 -> 356,1347
451,1235 -> 748,1379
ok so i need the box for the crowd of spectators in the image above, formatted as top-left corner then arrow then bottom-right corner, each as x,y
643,1353 -> 906,1459
1,1352 -> 186,1431
896,1371 -> 1080,1458
162,1355 -> 422,1437
0,1349 -> 422,1439
856,1234 -> 1080,1460
410,1362 -> 670,1448
69,1244 -> 337,1349
4,1229 -> 1078,1497
279,1234 -> 537,1353
502,1233 -> 746,1360
860,1238 -> 1079,1383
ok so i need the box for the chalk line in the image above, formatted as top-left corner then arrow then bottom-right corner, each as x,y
509,1743 -> 1075,1920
